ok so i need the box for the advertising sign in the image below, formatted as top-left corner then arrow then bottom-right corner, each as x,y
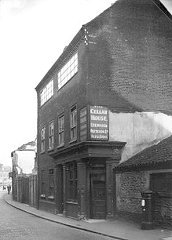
90,106 -> 109,140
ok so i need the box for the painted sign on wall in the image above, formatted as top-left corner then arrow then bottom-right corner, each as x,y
90,106 -> 109,140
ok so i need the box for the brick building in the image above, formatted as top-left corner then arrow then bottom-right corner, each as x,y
35,0 -> 172,220
115,136 -> 172,226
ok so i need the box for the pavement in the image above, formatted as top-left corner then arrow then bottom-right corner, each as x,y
3,193 -> 172,240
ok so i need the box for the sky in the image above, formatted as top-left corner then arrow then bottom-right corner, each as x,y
0,0 -> 172,166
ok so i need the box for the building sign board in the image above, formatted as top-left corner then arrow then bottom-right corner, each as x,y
90,106 -> 109,140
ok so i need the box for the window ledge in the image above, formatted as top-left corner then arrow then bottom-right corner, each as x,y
66,201 -> 78,205
57,144 -> 64,149
69,139 -> 77,144
48,196 -> 55,200
48,148 -> 54,152
40,194 -> 46,199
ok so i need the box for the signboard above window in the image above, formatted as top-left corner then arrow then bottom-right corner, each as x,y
90,106 -> 109,141
79,106 -> 109,142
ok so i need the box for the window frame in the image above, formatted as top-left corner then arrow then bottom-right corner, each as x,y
48,121 -> 54,150
40,80 -> 53,106
58,114 -> 64,147
40,127 -> 46,153
70,105 -> 77,142
58,53 -> 78,90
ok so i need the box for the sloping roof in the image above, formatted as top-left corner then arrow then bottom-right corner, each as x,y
17,141 -> 36,151
153,0 -> 172,20
86,0 -> 172,26
115,136 -> 172,171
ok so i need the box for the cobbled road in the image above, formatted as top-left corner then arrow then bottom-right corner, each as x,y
0,191 -> 112,240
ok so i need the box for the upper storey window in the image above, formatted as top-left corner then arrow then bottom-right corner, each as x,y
41,127 -> 46,153
40,80 -> 53,106
70,106 -> 77,142
48,121 -> 54,150
58,53 -> 78,90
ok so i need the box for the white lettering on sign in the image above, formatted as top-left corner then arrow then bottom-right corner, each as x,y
90,109 -> 107,115
90,129 -> 108,134
91,123 -> 107,128
91,134 -> 108,139
91,115 -> 108,121
90,106 -> 109,141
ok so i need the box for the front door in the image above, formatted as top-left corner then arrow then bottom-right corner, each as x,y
90,168 -> 106,219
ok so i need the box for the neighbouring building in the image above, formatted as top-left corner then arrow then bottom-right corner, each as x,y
11,140 -> 37,206
0,164 -> 12,188
35,0 -> 172,221
115,135 -> 172,227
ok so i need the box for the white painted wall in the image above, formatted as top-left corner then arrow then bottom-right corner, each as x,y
109,111 -> 172,162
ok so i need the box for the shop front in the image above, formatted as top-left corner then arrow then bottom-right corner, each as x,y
51,141 -> 125,219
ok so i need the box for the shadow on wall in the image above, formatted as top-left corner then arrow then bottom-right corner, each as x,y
109,111 -> 172,163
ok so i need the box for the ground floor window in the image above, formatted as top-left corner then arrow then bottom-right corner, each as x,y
66,162 -> 77,201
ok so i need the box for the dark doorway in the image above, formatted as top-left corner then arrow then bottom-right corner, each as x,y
90,165 -> 106,219
57,165 -> 64,213
150,172 -> 172,228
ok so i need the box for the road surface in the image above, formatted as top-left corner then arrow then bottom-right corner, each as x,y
0,191 -> 113,240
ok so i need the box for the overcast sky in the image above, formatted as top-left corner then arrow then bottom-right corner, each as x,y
0,0 -> 171,166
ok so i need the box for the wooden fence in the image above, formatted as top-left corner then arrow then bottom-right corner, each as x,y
13,175 -> 37,208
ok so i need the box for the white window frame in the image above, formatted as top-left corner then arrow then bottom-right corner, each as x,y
48,122 -> 54,150
40,80 -> 53,106
58,53 -> 78,90
70,106 -> 77,142
41,127 -> 46,153
58,115 -> 64,146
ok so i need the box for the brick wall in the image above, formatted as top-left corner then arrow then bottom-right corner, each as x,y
116,171 -> 149,216
87,0 -> 172,112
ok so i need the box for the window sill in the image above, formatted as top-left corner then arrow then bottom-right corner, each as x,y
66,201 -> 78,205
39,199 -> 56,205
40,194 -> 46,199
69,139 -> 77,144
47,196 -> 55,200
57,144 -> 64,149
48,148 -> 54,152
